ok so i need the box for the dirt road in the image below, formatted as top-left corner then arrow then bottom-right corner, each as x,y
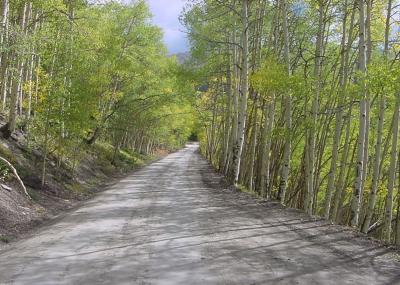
0,143 -> 399,284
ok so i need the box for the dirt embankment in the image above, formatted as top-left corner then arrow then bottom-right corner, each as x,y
0,128 -> 165,245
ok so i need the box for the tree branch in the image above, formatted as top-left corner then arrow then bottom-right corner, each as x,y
0,157 -> 31,200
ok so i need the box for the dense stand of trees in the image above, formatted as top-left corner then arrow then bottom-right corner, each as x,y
0,1 -> 193,185
183,0 -> 400,244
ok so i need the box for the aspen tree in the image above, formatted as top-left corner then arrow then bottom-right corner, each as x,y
350,0 -> 369,228
305,0 -> 325,214
231,0 -> 249,184
278,0 -> 291,204
3,3 -> 28,138
362,0 -> 392,233
383,98 -> 399,241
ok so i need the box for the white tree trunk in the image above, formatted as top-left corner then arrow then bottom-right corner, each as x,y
0,156 -> 31,199
350,0 -> 368,227
305,0 -> 324,214
278,0 -> 291,204
324,0 -> 348,219
258,98 -> 275,199
383,97 -> 400,242
231,0 -> 249,184
362,97 -> 385,233
362,0 -> 392,233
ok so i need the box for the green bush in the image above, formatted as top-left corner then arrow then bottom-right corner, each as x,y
0,161 -> 10,181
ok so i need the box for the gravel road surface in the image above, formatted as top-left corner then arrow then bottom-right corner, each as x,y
0,143 -> 399,284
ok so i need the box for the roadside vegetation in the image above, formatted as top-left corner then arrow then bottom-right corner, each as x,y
0,0 -> 195,242
182,0 -> 400,245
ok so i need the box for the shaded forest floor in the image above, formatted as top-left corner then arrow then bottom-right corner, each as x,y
202,155 -> 400,251
0,118 -> 165,246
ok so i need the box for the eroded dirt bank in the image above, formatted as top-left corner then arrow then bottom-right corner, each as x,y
0,126 -> 161,245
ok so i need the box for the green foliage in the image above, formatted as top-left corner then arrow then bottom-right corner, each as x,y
65,183 -> 86,195
2,0 -> 198,186
93,142 -> 148,173
0,162 -> 10,181
27,189 -> 41,202
0,235 -> 13,244
367,61 -> 400,102
252,56 -> 289,96
178,0 -> 400,244
0,144 -> 15,182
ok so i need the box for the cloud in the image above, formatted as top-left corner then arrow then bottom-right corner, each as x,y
162,28 -> 188,54
146,0 -> 189,54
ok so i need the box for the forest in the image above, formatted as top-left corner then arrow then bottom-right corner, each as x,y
0,0 -> 195,188
182,0 -> 400,246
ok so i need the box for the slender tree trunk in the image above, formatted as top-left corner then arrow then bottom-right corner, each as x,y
362,97 -> 385,233
332,105 -> 353,221
366,0 -> 372,64
228,28 -> 239,176
383,97 -> 400,242
231,0 -> 249,184
248,113 -> 258,191
350,0 -> 368,227
1,66 -> 8,109
278,0 -> 291,204
258,97 -> 275,199
305,0 -> 324,214
41,105 -> 50,188
3,58 -> 22,138
0,0 -> 9,101
324,0 -> 348,219
221,61 -> 232,172
0,0 -> 8,51
0,156 -> 31,199
362,0 -> 392,233
3,3 -> 28,138
359,0 -> 373,218
384,0 -> 392,57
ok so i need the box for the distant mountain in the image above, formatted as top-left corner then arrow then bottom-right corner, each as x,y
172,52 -> 190,65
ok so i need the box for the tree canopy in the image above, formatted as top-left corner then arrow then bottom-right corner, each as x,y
0,0 -> 196,185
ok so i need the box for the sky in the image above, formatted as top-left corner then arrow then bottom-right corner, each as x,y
146,0 -> 189,54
